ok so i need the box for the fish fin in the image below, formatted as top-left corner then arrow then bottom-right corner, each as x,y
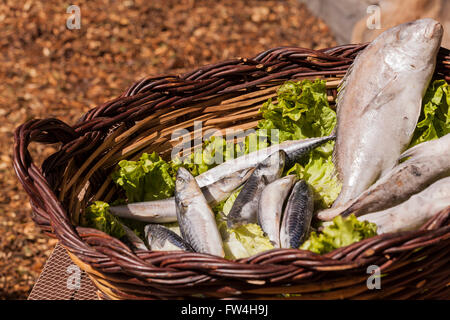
358,74 -> 399,115
331,143 -> 339,173
270,240 -> 280,248
337,45 -> 398,116
397,141 -> 428,163
331,139 -> 341,188
336,51 -> 361,110
336,46 -> 372,111
242,167 -> 256,179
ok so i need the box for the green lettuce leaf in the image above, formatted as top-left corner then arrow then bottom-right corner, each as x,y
217,218 -> 274,260
83,201 -> 126,239
300,214 -> 377,254
227,223 -> 274,259
219,187 -> 242,215
258,79 -> 336,142
410,79 -> 450,147
215,188 -> 273,260
112,152 -> 177,203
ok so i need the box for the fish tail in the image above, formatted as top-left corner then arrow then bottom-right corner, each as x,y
397,140 -> 431,163
330,128 -> 341,185
316,206 -> 346,221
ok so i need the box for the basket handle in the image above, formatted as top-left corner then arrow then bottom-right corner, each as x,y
13,117 -> 142,264
13,118 -> 80,238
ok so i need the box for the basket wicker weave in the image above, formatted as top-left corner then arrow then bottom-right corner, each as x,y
13,44 -> 450,300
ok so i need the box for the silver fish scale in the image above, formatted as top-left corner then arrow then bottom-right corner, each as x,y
257,175 -> 297,248
281,180 -> 314,249
177,206 -> 210,253
145,224 -> 194,252
332,19 -> 443,207
174,167 -> 225,257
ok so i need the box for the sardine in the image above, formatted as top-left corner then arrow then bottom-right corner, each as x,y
332,19 -> 443,207
202,167 -> 255,206
280,180 -> 314,248
227,150 -> 286,228
318,133 -> 450,220
195,135 -> 334,188
109,167 -> 254,223
257,175 -> 297,248
359,177 -> 450,234
121,223 -> 148,251
175,167 -> 225,257
144,224 -> 194,251
110,198 -> 177,223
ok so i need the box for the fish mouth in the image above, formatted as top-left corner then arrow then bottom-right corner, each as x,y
424,20 -> 443,39
176,167 -> 192,185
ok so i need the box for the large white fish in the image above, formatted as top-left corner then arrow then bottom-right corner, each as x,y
318,133 -> 450,221
332,19 -> 443,208
359,177 -> 450,234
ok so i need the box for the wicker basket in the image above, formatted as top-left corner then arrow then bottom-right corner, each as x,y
13,44 -> 450,300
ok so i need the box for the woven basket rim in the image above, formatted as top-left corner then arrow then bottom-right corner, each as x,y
13,43 -> 450,299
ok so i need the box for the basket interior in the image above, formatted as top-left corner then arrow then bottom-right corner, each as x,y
60,76 -> 342,226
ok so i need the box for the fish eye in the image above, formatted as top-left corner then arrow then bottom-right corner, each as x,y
396,29 -> 409,41
176,176 -> 186,184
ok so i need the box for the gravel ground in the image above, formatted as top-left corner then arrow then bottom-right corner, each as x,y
0,0 -> 336,299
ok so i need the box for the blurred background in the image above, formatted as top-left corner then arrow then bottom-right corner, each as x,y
0,0 -> 448,299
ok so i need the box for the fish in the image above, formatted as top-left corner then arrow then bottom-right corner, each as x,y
144,224 -> 194,252
332,19 -> 443,208
195,135 -> 334,188
257,175 -> 297,248
358,176 -> 450,234
121,223 -> 148,251
318,133 -> 450,221
109,167 -> 255,223
110,198 -> 177,223
280,180 -> 314,249
175,167 -> 225,257
227,150 -> 286,228
202,167 -> 255,206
